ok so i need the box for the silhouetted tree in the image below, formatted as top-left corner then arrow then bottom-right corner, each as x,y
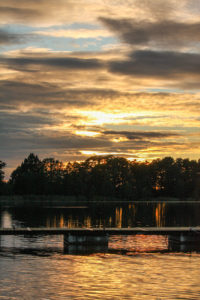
42,158 -> 65,194
6,154 -> 200,200
10,153 -> 44,194
130,161 -> 152,199
151,157 -> 178,197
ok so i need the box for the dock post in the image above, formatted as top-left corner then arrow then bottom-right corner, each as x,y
63,231 -> 109,254
168,230 -> 200,251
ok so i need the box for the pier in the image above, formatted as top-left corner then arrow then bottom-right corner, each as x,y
1,227 -> 200,253
1,226 -> 200,236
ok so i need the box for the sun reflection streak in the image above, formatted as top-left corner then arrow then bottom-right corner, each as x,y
115,207 -> 122,228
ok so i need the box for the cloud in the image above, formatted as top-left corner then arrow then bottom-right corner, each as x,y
1,78 -> 200,118
3,49 -> 200,91
0,0 -> 147,26
0,120 -> 112,154
100,18 -> 200,49
0,80 -> 67,107
109,50 -> 200,79
0,1 -> 75,26
0,29 -> 37,46
133,0 -> 182,21
0,29 -> 24,45
0,55 -> 103,71
0,6 -> 41,24
102,130 -> 179,140
0,104 -> 199,179
0,110 -> 183,165
0,111 -> 57,136
0,0 -> 195,29
2,48 -> 199,92
1,0 -> 200,180
0,81 -> 121,109
0,0 -> 127,26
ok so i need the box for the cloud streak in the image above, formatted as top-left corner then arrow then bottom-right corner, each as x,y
1,55 -> 103,71
102,130 -> 179,140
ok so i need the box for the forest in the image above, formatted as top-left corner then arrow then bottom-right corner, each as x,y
1,153 -> 200,200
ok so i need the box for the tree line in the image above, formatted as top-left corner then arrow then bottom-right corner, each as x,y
1,153 -> 200,200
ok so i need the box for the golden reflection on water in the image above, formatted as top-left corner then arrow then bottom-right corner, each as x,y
115,207 -> 122,228
46,214 -> 65,228
2,207 -> 200,300
44,203 -> 168,229
84,216 -> 91,228
5,249 -> 199,300
67,216 -> 73,228
59,214 -> 64,227
109,216 -> 112,227
110,235 -> 167,253
128,203 -> 136,216
44,202 -> 169,229
128,203 -> 136,227
155,203 -> 166,227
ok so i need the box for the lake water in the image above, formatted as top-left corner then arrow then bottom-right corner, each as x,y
1,201 -> 200,299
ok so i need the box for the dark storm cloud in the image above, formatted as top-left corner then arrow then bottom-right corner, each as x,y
0,56 -> 104,71
109,50 -> 200,78
102,130 -> 179,140
100,17 -> 200,48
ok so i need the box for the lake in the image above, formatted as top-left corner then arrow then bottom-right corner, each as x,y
1,201 -> 200,299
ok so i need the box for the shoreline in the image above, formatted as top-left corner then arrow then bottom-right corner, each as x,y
0,195 -> 199,206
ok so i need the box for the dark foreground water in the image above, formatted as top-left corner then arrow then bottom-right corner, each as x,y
1,201 -> 200,299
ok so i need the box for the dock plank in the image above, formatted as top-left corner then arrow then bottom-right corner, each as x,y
0,227 -> 200,236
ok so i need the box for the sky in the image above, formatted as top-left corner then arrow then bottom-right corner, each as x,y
1,0 -> 200,179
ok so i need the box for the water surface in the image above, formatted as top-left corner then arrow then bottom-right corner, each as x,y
1,201 -> 200,299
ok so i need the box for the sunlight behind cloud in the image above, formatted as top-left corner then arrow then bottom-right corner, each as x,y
80,150 -> 135,156
111,137 -> 129,143
75,130 -> 101,137
75,110 -> 153,126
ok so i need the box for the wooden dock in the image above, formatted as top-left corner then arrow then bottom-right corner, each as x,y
0,227 -> 200,236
